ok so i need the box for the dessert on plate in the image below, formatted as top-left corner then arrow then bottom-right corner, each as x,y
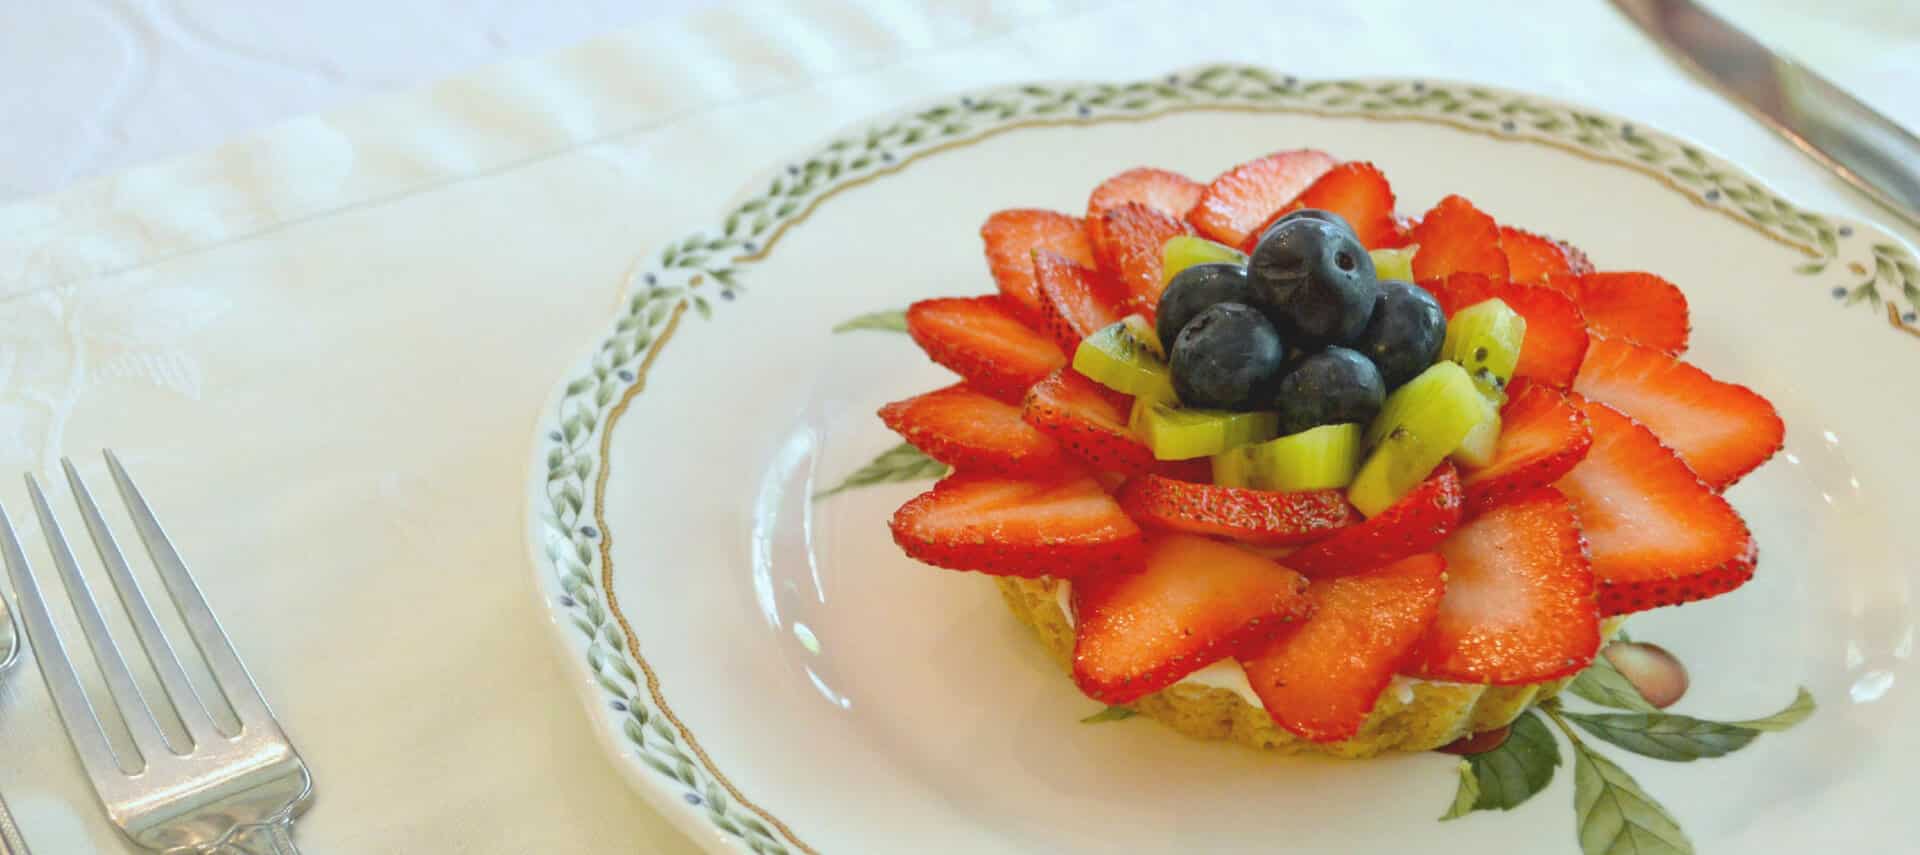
879,151 -> 1783,757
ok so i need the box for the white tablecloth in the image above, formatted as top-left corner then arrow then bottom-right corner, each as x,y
0,0 -> 726,204
0,1 -> 1914,852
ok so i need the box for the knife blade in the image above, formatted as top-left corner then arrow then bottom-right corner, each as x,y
1612,0 -> 1920,229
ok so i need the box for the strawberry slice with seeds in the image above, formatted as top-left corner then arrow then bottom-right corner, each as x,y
1426,273 -> 1590,387
879,384 -> 1072,476
890,473 -> 1144,579
1499,226 -> 1575,283
1241,553 -> 1447,742
1022,368 -> 1156,474
1087,167 -> 1205,221
1572,334 -> 1782,488
1409,195 -> 1510,282
1375,213 -> 1419,249
981,210 -> 1096,321
1557,238 -> 1595,275
1404,487 -> 1601,684
1116,475 -> 1360,546
1461,380 -> 1593,515
1072,533 -> 1313,704
1151,458 -> 1216,483
1091,202 -> 1192,309
1556,398 -> 1757,614
1284,463 -> 1463,577
1186,149 -> 1337,249
1245,161 -> 1399,252
906,296 -> 1066,403
1033,250 -> 1130,351
1565,272 -> 1691,354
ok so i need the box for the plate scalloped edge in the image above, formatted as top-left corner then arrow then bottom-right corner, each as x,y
525,64 -> 1908,855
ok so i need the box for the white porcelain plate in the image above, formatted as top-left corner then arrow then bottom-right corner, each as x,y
526,67 -> 1920,854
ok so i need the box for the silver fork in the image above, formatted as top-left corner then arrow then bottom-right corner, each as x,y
1,590 -> 29,855
0,452 -> 312,854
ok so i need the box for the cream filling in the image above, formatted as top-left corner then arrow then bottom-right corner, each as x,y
1056,580 -> 1437,711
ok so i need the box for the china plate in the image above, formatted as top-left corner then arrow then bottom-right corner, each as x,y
526,67 -> 1919,854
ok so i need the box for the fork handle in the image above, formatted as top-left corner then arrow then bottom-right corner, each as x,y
223,818 -> 299,855
0,789 -> 30,855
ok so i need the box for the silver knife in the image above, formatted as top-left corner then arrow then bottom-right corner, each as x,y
1612,0 -> 1920,229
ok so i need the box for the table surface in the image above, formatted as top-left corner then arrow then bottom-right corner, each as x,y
1,1 -> 1915,852
0,0 -> 723,204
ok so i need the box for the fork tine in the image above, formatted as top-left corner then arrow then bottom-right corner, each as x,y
0,500 -> 129,780
0,580 -> 15,672
26,475 -> 181,762
64,457 -> 229,743
104,450 -> 278,728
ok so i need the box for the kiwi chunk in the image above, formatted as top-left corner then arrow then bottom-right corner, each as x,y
1119,313 -> 1165,359
1128,380 -> 1181,437
1369,247 -> 1417,283
1212,423 -> 1364,491
1073,321 -> 1175,399
1451,398 -> 1503,468
1138,404 -> 1280,460
1440,298 -> 1527,399
1162,235 -> 1248,284
1351,362 -> 1489,516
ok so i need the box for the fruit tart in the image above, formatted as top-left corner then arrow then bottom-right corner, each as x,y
880,152 -> 1783,758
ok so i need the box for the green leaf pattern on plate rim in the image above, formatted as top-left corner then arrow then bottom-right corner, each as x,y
535,65 -> 1867,854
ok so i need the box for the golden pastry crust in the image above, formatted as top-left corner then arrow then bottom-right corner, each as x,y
998,575 -> 1597,759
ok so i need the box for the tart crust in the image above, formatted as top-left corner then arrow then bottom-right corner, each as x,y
997,575 -> 1607,759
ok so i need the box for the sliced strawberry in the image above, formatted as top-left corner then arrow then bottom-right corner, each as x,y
1186,149 -> 1337,249
1072,533 -> 1312,704
1461,380 -> 1593,514
1557,237 -> 1595,275
1151,458 -> 1215,483
1567,272 -> 1691,354
981,210 -> 1096,321
1283,463 -> 1462,577
1241,553 -> 1447,742
1556,398 -> 1757,614
1572,334 -> 1782,488
1426,273 -> 1589,387
1245,161 -> 1398,252
1540,272 -> 1580,300
1091,202 -> 1192,309
1499,226 -> 1575,283
1033,250 -> 1129,352
1375,213 -> 1419,249
1409,195 -> 1509,282
878,384 -> 1072,476
1022,368 -> 1156,474
906,296 -> 1066,403
890,473 -> 1143,579
1087,167 -> 1204,221
1404,488 -> 1601,684
1116,475 -> 1359,546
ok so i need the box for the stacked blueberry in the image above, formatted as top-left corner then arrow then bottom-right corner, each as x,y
1158,210 -> 1446,435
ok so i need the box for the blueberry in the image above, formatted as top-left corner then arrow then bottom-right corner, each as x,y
1170,303 -> 1286,411
1347,280 -> 1446,389
1271,346 -> 1386,434
1248,212 -> 1378,349
1156,263 -> 1252,346
1263,207 -> 1354,236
